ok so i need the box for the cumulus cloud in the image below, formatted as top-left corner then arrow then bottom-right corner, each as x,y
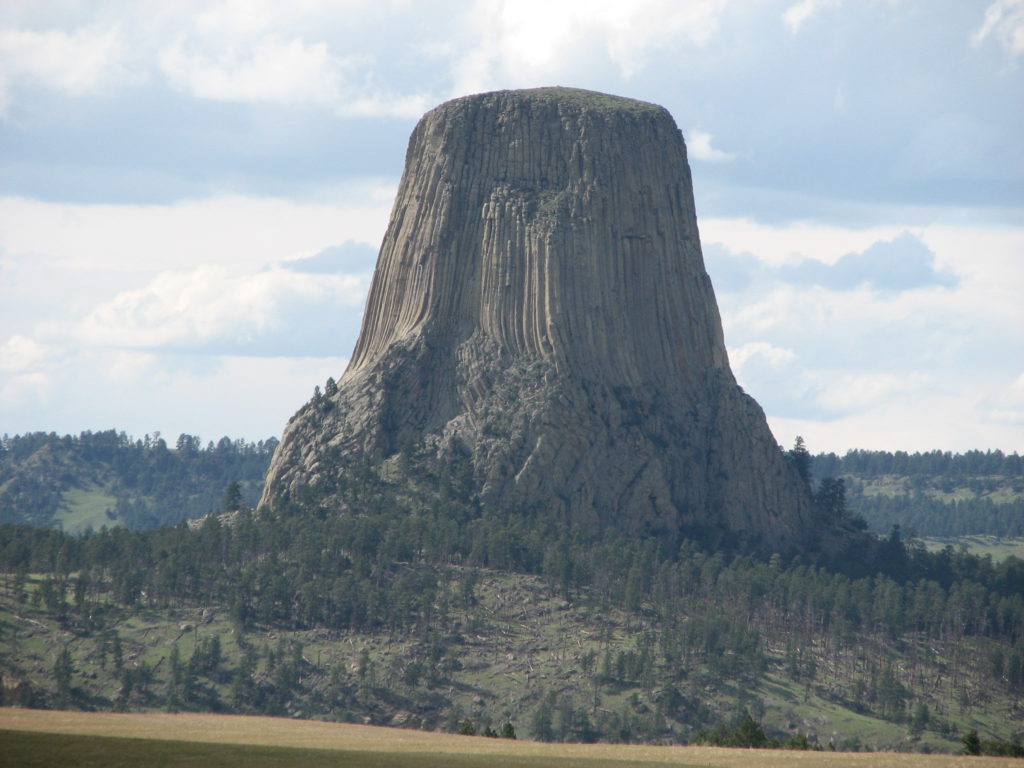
284,242 -> 378,274
974,0 -> 1024,59
727,341 -> 823,419
777,233 -> 958,293
782,0 -> 842,34
0,2 -> 432,119
0,193 -> 392,274
729,341 -> 797,371
152,1 -> 433,118
0,369 -> 54,413
0,24 -> 129,113
453,0 -> 727,92
703,219 -> 1024,451
702,242 -> 760,292
159,34 -> 429,118
0,347 -> 344,442
76,263 -> 370,358
160,36 -> 349,106
815,372 -> 933,415
706,232 -> 956,294
729,338 -> 936,424
982,372 -> 1024,425
0,196 -> 378,437
688,129 -> 736,163
0,335 -> 49,373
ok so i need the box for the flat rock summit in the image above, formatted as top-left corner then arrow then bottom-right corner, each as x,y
261,87 -> 817,552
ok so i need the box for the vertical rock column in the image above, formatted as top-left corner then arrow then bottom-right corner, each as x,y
261,87 -> 815,553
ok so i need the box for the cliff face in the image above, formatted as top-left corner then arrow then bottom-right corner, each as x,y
261,87 -> 815,552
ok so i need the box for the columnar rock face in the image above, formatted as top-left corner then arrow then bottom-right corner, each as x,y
261,87 -> 815,552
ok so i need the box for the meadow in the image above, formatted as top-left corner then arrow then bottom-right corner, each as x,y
1,709 -> 1021,768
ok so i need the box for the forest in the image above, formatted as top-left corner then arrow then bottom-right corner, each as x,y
2,438 -> 1023,751
2,431 -> 1020,539
0,430 -> 276,530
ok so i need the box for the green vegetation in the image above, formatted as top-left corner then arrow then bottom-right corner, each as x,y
2,438 -> 1023,753
0,430 -> 276,530
921,536 -> 1024,562
1,730 -> 596,768
58,485 -> 120,535
497,87 -> 664,116
813,449 -> 1023,539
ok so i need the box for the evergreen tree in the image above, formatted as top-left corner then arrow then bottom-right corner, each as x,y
788,437 -> 813,491
224,481 -> 243,512
53,646 -> 74,707
962,729 -> 982,756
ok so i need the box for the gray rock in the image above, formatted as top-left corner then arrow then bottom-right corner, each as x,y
261,87 -> 817,553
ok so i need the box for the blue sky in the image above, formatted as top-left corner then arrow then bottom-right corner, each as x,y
1,0 -> 1022,454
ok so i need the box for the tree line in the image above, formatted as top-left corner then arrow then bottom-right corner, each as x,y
3,436 -> 1024,746
814,449 -> 1022,480
0,430 -> 276,529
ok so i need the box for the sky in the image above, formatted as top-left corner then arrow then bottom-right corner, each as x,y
0,0 -> 1022,456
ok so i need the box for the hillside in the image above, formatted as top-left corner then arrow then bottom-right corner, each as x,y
2,449 -> 1023,753
0,431 -> 276,532
2,435 -> 1020,545
814,450 -> 1024,540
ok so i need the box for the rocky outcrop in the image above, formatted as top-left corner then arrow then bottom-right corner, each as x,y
261,87 -> 816,552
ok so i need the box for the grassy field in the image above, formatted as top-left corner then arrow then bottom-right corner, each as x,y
1,709 -> 1022,768
920,536 -> 1024,561
56,484 -> 119,534
3,570 -> 1020,754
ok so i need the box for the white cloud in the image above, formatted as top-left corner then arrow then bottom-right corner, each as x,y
728,341 -> 797,372
159,35 -> 430,118
766,390 -> 1019,455
160,36 -> 350,106
974,0 -> 1024,59
783,0 -> 842,34
194,0 -> 277,39
982,372 -> 1024,426
75,264 -> 369,356
0,370 -> 54,413
0,191 -> 392,274
0,335 -> 49,373
0,24 -> 128,113
701,218 -> 909,267
453,0 -> 727,93
705,219 -> 1024,452
688,129 -> 736,163
815,371 -> 932,413
0,347 -> 343,441
0,190 -> 390,437
155,2 -> 431,118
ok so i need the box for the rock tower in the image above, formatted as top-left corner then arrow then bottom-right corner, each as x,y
261,87 -> 815,552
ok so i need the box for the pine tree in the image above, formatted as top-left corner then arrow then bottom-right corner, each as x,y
53,646 -> 74,708
962,729 -> 982,756
788,437 -> 813,491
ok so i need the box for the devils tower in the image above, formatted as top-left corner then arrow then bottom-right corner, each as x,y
261,87 -> 816,552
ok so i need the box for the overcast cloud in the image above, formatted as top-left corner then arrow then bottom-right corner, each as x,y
0,0 -> 1021,454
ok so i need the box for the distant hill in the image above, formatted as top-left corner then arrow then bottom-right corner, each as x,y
4,433 -> 1021,543
0,430 -> 276,532
813,449 -> 1024,538
2,449 -> 1023,752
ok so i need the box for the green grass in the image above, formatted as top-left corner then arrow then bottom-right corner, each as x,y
1,567 -> 1019,755
2,729 -> 693,768
920,536 -> 1024,561
57,484 -> 119,534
